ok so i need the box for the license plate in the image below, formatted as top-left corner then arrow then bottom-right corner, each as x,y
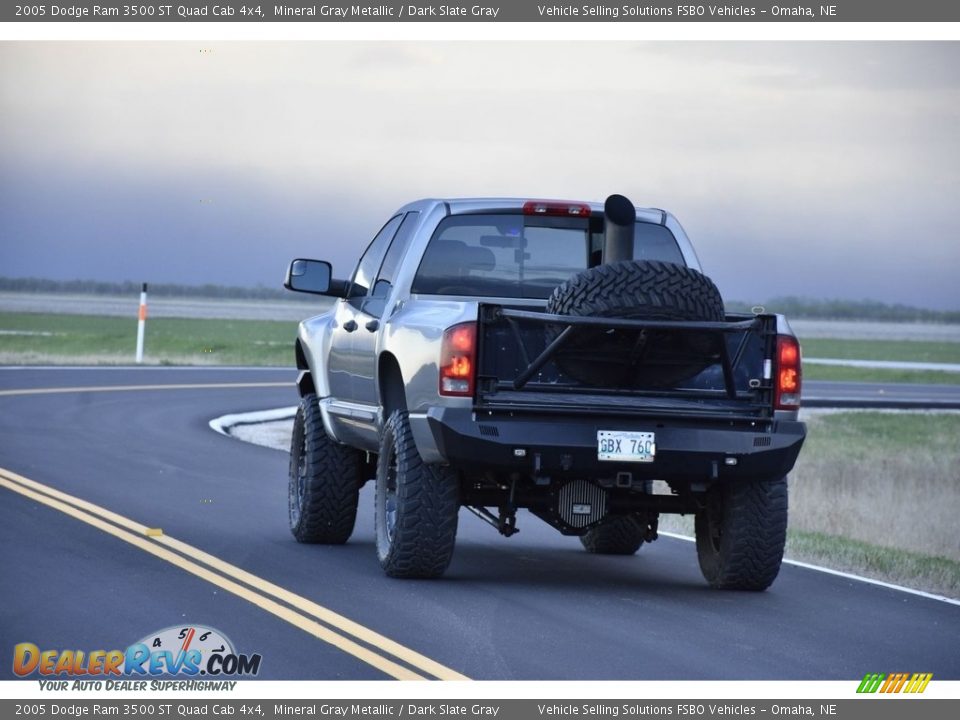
597,430 -> 656,463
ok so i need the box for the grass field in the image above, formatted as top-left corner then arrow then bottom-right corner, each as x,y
800,338 -> 960,363
0,312 -> 296,366
800,337 -> 960,384
791,412 -> 959,558
789,412 -> 960,597
2,311 -> 959,382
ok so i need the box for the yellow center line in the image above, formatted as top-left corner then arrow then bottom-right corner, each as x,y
0,467 -> 470,681
0,382 -> 291,397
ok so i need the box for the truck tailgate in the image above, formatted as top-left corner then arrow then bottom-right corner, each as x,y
475,304 -> 778,420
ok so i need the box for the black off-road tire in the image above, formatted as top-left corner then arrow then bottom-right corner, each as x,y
580,515 -> 645,555
375,410 -> 460,578
288,394 -> 362,544
545,260 -> 725,388
695,476 -> 788,591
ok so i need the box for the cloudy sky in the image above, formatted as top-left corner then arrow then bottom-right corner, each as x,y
1,41 -> 958,308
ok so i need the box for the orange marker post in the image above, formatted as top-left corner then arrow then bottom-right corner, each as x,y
135,283 -> 148,364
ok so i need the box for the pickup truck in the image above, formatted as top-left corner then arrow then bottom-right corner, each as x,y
283,195 -> 806,590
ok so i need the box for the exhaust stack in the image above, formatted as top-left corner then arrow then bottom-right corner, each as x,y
602,194 -> 636,264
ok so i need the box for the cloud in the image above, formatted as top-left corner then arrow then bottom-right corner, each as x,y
1,42 -> 958,309
640,42 -> 960,92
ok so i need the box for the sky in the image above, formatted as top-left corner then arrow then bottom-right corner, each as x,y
1,41 -> 958,309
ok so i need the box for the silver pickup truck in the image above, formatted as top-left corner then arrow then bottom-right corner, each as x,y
283,195 -> 806,590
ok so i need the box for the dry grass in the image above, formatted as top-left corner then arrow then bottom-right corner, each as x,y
790,412 -> 960,562
784,530 -> 960,598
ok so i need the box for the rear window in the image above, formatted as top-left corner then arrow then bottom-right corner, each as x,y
412,214 -> 589,299
593,222 -> 686,266
412,213 -> 685,299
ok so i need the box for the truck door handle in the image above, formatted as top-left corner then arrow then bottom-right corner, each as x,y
365,320 -> 380,332
343,320 -> 358,333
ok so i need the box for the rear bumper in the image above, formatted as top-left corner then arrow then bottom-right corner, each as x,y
410,407 -> 805,483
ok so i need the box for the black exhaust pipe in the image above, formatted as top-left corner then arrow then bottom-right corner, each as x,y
602,194 -> 636,264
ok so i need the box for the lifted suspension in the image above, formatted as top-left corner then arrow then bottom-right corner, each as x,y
465,505 -> 519,537
466,476 -> 520,536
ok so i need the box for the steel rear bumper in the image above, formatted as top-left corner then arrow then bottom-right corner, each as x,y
409,407 -> 806,482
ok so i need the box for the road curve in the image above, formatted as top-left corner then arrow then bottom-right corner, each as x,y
0,367 -> 958,681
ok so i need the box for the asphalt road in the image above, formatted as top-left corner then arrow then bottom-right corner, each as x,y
1,367 -> 958,681
803,379 -> 960,409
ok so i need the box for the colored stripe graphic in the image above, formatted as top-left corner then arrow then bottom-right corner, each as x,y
911,673 -> 933,693
857,673 -> 884,693
857,672 -> 931,693
880,673 -> 907,693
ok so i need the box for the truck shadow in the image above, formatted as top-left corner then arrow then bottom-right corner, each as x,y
444,539 -> 718,596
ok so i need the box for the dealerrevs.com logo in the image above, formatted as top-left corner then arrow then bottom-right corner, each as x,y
13,625 -> 261,689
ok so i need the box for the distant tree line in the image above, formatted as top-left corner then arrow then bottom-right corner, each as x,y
0,277 -> 295,302
724,296 -> 960,323
1,278 -> 957,322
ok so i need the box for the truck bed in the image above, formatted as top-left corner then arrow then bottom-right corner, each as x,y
475,304 -> 778,420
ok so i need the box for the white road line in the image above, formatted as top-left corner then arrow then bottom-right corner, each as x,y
804,358 -> 960,372
658,531 -> 960,607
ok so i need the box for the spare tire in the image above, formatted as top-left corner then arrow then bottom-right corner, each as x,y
545,260 -> 725,388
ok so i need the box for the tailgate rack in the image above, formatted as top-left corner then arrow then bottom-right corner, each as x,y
478,304 -> 770,413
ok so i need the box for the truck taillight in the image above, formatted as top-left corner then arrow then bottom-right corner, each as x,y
439,322 -> 477,397
774,335 -> 802,410
522,200 -> 591,217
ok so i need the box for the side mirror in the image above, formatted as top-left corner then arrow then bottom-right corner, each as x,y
284,259 -> 333,295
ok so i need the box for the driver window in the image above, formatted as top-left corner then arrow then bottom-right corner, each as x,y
348,215 -> 403,308
361,211 -> 420,318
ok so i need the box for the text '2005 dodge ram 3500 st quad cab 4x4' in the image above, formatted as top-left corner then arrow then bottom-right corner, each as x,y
283,195 -> 806,591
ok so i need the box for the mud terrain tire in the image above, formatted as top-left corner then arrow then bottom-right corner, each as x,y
545,260 -> 725,387
288,394 -> 362,544
376,410 -> 460,578
695,476 -> 788,591
580,515 -> 645,555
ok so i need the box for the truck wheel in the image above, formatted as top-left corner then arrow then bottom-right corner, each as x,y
288,394 -> 362,544
545,260 -> 725,388
580,515 -> 645,555
375,410 -> 460,578
695,476 -> 788,591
